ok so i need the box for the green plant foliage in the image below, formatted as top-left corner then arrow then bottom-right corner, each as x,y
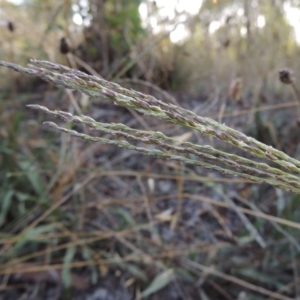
141,268 -> 174,298
62,246 -> 77,288
85,0 -> 145,66
0,190 -> 14,227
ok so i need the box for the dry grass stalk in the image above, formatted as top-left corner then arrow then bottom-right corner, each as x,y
279,68 -> 300,125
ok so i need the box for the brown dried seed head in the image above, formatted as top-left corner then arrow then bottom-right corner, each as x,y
228,77 -> 243,102
60,37 -> 70,55
7,21 -> 14,32
279,68 -> 294,84
223,39 -> 230,48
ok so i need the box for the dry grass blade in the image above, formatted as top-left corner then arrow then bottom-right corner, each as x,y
183,259 -> 293,300
182,193 -> 300,230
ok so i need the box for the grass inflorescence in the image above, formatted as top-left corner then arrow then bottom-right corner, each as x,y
1,59 -> 300,194
2,60 -> 300,299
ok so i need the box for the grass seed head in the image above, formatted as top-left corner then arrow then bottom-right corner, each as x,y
60,37 -> 71,55
7,21 -> 14,32
279,68 -> 294,85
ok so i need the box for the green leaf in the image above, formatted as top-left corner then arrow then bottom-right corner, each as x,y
237,268 -> 283,289
19,160 -> 43,195
82,248 -> 98,284
115,207 -> 135,226
0,190 -> 14,227
62,246 -> 76,288
15,192 -> 30,201
5,224 -> 59,259
141,269 -> 174,298
121,263 -> 148,282
23,224 -> 59,239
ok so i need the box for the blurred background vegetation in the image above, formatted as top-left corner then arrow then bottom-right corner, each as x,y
2,0 -> 300,299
